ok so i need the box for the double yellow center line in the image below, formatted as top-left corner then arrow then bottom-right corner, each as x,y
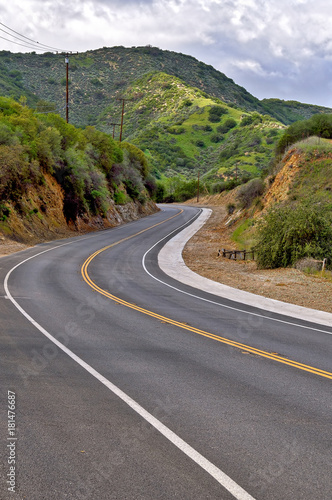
81,214 -> 332,381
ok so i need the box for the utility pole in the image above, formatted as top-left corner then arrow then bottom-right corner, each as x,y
109,122 -> 121,139
117,98 -> 128,142
65,54 -> 69,123
197,170 -> 200,203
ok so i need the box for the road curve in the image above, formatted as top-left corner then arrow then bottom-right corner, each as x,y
1,205 -> 331,500
158,207 -> 332,327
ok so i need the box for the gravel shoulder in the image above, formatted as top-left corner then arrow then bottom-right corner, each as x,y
182,204 -> 332,314
0,238 -> 31,258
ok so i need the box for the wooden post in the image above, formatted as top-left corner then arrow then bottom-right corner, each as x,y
197,170 -> 200,203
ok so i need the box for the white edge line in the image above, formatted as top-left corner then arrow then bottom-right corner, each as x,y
3,220 -> 256,500
149,207 -> 332,333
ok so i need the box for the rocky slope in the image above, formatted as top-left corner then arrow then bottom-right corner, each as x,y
0,167 -> 158,249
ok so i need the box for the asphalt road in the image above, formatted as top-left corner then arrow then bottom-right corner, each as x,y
1,205 -> 331,500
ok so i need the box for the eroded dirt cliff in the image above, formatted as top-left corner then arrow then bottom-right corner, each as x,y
0,173 -> 158,255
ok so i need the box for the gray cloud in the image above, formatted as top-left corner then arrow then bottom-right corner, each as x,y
2,0 -> 332,106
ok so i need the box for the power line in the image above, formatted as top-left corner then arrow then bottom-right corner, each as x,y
0,34 -> 48,52
0,26 -> 51,51
0,21 -> 74,53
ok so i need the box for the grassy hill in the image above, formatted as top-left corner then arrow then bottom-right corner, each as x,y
0,46 -> 265,124
97,71 -> 285,179
1,46 -> 331,127
265,137 -> 332,209
1,46 -> 332,183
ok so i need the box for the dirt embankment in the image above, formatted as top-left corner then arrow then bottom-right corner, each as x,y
261,148 -> 303,211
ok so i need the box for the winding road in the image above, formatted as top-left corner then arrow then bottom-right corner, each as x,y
1,205 -> 331,500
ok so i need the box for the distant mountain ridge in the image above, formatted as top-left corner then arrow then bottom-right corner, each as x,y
1,46 -> 332,180
1,46 -> 331,128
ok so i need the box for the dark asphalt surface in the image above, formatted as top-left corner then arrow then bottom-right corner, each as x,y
1,205 -> 331,500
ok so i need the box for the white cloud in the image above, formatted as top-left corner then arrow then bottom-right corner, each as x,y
231,59 -> 282,79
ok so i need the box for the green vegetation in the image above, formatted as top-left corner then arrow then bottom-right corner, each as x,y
0,96 -> 152,224
1,46 -> 331,193
231,219 -> 254,249
232,129 -> 332,270
98,71 -> 285,189
1,46 -> 331,133
0,56 -> 39,107
208,105 -> 228,122
255,204 -> 332,269
277,114 -> 332,154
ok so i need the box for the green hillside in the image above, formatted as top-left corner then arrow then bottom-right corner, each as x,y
97,71 -> 284,179
1,46 -> 331,128
1,46 -> 332,183
0,46 -> 265,125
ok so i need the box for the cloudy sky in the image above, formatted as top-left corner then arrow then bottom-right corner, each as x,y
1,0 -> 332,107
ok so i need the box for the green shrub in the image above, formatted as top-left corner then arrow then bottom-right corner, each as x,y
91,78 -> 103,87
155,181 -> 166,202
144,175 -> 157,197
227,203 -> 236,214
0,98 -> 153,223
120,142 -> 148,178
168,126 -> 185,135
60,78 -> 71,86
36,126 -> 62,172
255,204 -> 332,269
0,123 -> 19,146
277,114 -> 332,153
0,144 -> 40,200
210,133 -> 223,143
208,106 -> 228,123
210,181 -> 226,194
0,204 -> 11,221
217,118 -> 237,134
114,191 -> 127,204
240,115 -> 254,126
83,126 -> 123,173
